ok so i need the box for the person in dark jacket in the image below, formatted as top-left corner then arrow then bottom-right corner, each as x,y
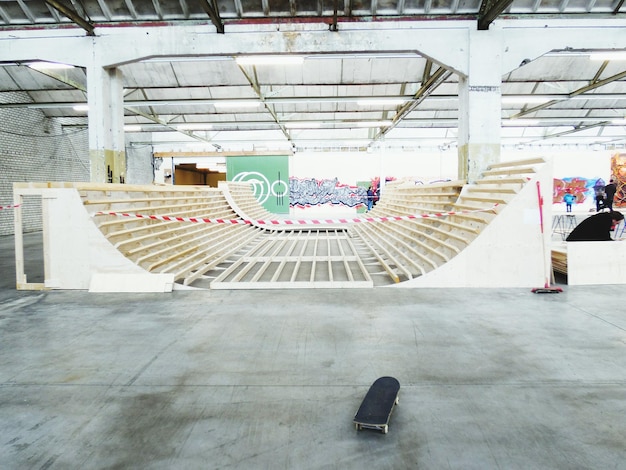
566,211 -> 624,242
604,178 -> 617,210
366,186 -> 374,212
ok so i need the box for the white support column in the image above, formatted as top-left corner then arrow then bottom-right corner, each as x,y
86,61 -> 126,183
457,28 -> 503,183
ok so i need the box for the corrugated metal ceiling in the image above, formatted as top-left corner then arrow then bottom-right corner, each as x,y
0,0 -> 625,151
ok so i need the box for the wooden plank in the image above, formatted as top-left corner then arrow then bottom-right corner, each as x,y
481,166 -> 536,176
351,225 -> 415,280
487,157 -> 545,168
12,193 -> 26,287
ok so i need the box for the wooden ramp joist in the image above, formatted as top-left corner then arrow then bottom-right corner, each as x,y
210,229 -> 374,289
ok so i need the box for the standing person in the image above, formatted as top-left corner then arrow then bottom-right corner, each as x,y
604,178 -> 617,210
595,189 -> 606,212
366,186 -> 374,212
566,210 -> 624,241
563,190 -> 575,213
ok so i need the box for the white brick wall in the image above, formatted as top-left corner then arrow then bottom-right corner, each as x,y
0,92 -> 89,236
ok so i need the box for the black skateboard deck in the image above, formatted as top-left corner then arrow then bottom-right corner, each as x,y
353,376 -> 400,434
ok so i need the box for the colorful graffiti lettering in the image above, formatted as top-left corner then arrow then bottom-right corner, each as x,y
552,177 -> 596,205
289,177 -> 366,208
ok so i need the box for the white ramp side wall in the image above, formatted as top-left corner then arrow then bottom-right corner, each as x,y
566,242 -> 626,286
36,188 -> 151,290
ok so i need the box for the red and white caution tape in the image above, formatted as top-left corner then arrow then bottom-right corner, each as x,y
92,205 -> 498,225
0,204 -> 20,211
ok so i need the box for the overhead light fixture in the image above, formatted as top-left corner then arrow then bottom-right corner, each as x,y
73,104 -> 89,112
502,119 -> 540,126
356,99 -> 406,106
589,51 -> 626,61
176,123 -> 213,130
357,121 -> 393,128
124,125 -> 142,132
285,122 -> 321,129
235,56 -> 305,66
502,96 -> 553,104
27,61 -> 74,70
611,119 -> 626,124
213,101 -> 262,109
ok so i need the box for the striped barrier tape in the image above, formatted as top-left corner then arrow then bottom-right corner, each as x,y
93,204 -> 498,225
0,204 -> 20,211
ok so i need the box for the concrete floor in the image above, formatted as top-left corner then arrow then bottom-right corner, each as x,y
1,233 -> 626,469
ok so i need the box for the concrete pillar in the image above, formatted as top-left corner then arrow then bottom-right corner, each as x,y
87,62 -> 126,183
457,29 -> 503,183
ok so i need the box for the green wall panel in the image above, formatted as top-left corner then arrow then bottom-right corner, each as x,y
227,155 -> 289,214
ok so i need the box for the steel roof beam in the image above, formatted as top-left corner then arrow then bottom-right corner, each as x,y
198,0 -> 224,33
510,69 -> 626,119
44,0 -> 95,35
477,0 -> 514,30
16,0 -> 37,23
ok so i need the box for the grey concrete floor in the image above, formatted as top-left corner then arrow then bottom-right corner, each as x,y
1,233 -> 626,469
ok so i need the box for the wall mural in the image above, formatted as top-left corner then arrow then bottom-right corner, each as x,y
611,153 -> 626,207
552,177 -> 599,205
553,153 -> 626,208
289,177 -> 366,208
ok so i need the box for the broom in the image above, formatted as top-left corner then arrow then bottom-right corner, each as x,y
531,181 -> 563,294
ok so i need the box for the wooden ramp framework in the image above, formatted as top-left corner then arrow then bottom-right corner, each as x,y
82,183 -> 374,289
348,158 -> 544,283
210,228 -> 373,289
80,184 -> 265,287
13,158 -> 545,291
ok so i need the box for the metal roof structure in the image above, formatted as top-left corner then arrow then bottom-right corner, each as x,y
1,0 -> 626,152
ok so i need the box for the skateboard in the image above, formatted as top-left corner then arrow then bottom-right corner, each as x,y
353,376 -> 400,434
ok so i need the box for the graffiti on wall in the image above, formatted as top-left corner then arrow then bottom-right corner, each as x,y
289,177 -> 366,208
552,177 -> 598,205
553,154 -> 626,208
611,153 -> 626,207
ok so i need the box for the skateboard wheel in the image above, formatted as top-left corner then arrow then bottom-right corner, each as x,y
395,396 -> 399,405
383,425 -> 388,434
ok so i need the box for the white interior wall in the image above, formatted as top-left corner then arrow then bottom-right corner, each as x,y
154,146 -> 616,217
289,149 -> 460,216
290,149 -> 460,184
502,147 -> 612,212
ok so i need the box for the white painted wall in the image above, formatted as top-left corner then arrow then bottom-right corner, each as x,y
288,146 -> 616,216
290,149 -> 459,185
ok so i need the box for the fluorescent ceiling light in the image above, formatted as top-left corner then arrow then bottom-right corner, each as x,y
611,119 -> 626,124
73,104 -> 88,111
502,96 -> 553,104
589,51 -> 626,61
27,61 -> 74,70
235,56 -> 305,66
176,123 -> 213,130
356,99 -> 407,106
502,119 -> 540,126
213,101 -> 262,109
124,125 -> 142,132
357,121 -> 393,128
285,122 -> 321,129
